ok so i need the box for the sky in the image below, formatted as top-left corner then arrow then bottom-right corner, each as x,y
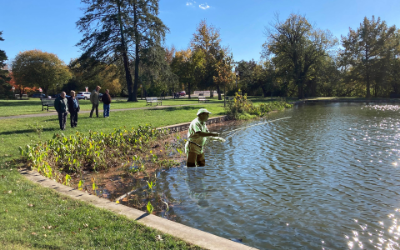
1,0 -> 400,66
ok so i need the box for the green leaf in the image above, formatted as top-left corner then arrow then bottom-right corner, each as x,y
146,201 -> 154,214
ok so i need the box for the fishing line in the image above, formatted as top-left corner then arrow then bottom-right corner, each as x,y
223,116 -> 292,140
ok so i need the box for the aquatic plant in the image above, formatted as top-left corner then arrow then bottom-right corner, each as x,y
226,91 -> 293,120
146,201 -> 154,214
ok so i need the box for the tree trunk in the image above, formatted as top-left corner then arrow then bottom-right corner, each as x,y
261,85 -> 268,97
117,0 -> 135,102
131,2 -> 140,102
188,82 -> 191,99
217,85 -> 222,100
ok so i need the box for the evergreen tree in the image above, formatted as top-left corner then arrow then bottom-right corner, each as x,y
77,0 -> 167,102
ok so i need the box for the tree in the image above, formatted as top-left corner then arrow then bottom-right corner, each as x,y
171,48 -> 205,98
77,0 -> 168,102
191,20 -> 227,97
213,50 -> 235,101
0,31 -> 11,98
263,14 -> 337,98
340,16 -> 397,97
12,50 -> 72,95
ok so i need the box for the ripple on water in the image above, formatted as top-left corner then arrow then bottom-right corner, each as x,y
149,103 -> 400,249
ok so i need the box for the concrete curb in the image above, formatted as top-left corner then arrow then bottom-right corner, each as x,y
19,170 -> 257,250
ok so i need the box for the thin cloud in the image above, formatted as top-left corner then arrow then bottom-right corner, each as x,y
199,3 -> 210,10
186,1 -> 196,6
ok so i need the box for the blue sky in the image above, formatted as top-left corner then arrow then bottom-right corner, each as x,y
1,0 -> 399,65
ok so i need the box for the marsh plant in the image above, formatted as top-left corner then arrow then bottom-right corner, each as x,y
19,124 -> 169,188
226,90 -> 293,120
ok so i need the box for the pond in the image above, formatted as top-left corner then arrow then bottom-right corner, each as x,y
134,103 -> 400,249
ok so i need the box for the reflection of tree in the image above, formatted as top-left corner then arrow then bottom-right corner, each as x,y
186,167 -> 209,207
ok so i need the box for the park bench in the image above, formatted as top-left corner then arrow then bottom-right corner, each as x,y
198,94 -> 209,103
146,97 -> 162,106
41,98 -> 55,111
15,94 -> 29,100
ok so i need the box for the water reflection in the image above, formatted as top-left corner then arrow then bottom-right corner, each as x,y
185,167 -> 209,208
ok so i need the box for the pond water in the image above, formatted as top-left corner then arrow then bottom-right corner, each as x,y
152,103 -> 400,249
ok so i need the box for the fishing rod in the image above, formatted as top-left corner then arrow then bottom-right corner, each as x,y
222,116 -> 292,140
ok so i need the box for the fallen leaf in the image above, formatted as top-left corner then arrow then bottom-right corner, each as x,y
155,235 -> 163,241
83,223 -> 88,228
8,190 -> 12,194
1,175 -> 4,178
47,226 -> 52,229
43,234 -> 47,237
31,232 -> 37,236
79,228 -> 81,232
116,200 -> 120,204
71,231 -> 76,235
42,226 -> 45,230
93,227 -> 98,230
28,204 -> 34,207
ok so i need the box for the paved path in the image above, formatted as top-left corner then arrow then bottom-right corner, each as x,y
0,103 -> 207,120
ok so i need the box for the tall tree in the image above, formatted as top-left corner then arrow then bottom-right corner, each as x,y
213,50 -> 235,102
12,50 -> 72,95
191,20 -> 227,97
340,16 -> 396,97
0,31 -> 11,98
77,0 -> 167,102
263,14 -> 337,98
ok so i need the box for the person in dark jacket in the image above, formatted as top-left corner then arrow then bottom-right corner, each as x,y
102,89 -> 112,118
67,90 -> 80,128
54,91 -> 68,130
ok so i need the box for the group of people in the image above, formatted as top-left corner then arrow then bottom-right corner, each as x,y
54,86 -> 112,130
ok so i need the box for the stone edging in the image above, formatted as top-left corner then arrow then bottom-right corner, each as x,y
157,116 -> 230,134
20,170 -> 256,250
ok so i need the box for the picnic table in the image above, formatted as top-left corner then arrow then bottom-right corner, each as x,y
146,97 -> 162,106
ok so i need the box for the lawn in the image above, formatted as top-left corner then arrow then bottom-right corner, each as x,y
0,97 -> 224,117
0,165 -> 201,250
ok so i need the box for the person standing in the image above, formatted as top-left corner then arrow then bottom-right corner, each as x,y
90,85 -> 101,118
185,108 -> 220,167
67,90 -> 80,127
102,89 -> 112,118
54,91 -> 68,130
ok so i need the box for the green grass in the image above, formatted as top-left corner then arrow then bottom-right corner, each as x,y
0,165 -> 201,250
0,98 -> 224,117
